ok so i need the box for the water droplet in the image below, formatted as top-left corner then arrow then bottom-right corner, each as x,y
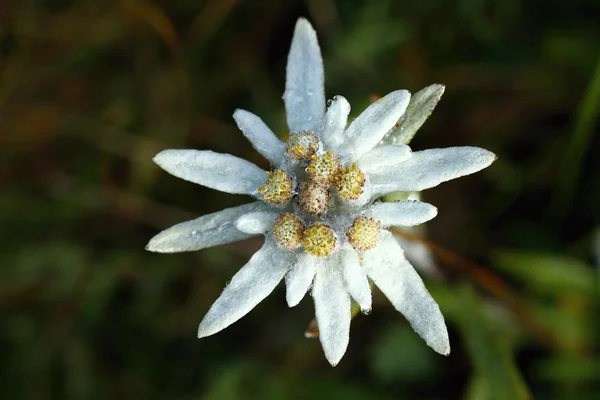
191,230 -> 198,235
361,308 -> 372,315
327,99 -> 333,107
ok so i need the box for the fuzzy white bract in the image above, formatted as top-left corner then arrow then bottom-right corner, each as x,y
146,18 -> 497,366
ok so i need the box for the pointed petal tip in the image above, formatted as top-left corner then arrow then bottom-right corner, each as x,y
145,238 -> 163,253
286,296 -> 301,308
325,352 -> 343,367
436,343 -> 451,356
196,328 -> 210,339
197,319 -> 220,339
152,150 -> 168,165
295,17 -> 314,30
431,83 -> 445,92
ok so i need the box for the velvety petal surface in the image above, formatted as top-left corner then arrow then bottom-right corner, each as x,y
339,245 -> 372,312
197,239 -> 296,338
336,90 -> 411,161
235,211 -> 280,235
283,18 -> 325,133
233,109 -> 287,166
381,84 -> 445,146
356,145 -> 412,175
365,201 -> 438,227
371,147 -> 497,195
320,95 -> 350,149
154,150 -> 267,195
285,253 -> 319,307
146,202 -> 270,253
313,261 -> 351,366
362,231 -> 450,355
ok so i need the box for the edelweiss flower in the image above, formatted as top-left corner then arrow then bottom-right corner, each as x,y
146,18 -> 496,366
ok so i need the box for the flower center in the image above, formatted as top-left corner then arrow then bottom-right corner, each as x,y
257,170 -> 293,205
272,213 -> 305,249
298,180 -> 330,216
302,222 -> 337,257
306,151 -> 342,185
335,163 -> 365,200
285,131 -> 319,161
347,216 -> 380,251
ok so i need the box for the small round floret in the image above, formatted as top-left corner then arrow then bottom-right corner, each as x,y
335,163 -> 365,200
286,131 -> 319,161
273,214 -> 305,249
298,180 -> 330,216
257,170 -> 293,205
302,222 -> 337,257
347,216 -> 380,251
306,151 -> 342,185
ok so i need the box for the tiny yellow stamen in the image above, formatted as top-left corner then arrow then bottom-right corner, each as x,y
347,216 -> 380,251
285,131 -> 319,161
298,180 -> 330,216
302,222 -> 337,257
335,163 -> 366,200
273,214 -> 305,249
257,170 -> 293,205
306,152 -> 342,185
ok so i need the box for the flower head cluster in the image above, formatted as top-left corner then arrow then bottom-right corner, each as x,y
146,19 -> 497,366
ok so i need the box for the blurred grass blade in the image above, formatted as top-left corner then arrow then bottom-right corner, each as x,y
449,286 -> 531,400
492,250 -> 595,298
549,57 -> 600,222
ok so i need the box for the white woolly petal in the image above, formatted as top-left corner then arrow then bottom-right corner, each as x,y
356,145 -> 412,174
371,147 -> 497,195
340,246 -> 372,312
283,18 -> 325,133
320,95 -> 350,150
381,84 -> 445,146
365,201 -> 438,227
235,211 -> 279,235
154,150 -> 267,195
233,109 -> 287,167
337,90 -> 411,161
146,202 -> 270,253
313,262 -> 351,366
395,234 -> 441,277
197,239 -> 295,338
285,253 -> 319,307
362,232 -> 450,355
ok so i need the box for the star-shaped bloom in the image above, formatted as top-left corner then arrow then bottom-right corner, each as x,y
147,18 -> 496,366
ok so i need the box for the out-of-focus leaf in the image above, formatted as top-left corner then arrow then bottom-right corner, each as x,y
492,251 -> 595,298
532,303 -> 591,350
550,57 -> 600,221
381,84 -> 445,145
464,375 -> 490,400
534,355 -> 600,384
290,378 -> 388,400
204,362 -> 286,400
593,228 -> 600,266
369,322 -> 437,383
332,1 -> 409,67
436,285 -> 531,400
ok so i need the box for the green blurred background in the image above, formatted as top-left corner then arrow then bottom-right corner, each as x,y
1,0 -> 599,399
